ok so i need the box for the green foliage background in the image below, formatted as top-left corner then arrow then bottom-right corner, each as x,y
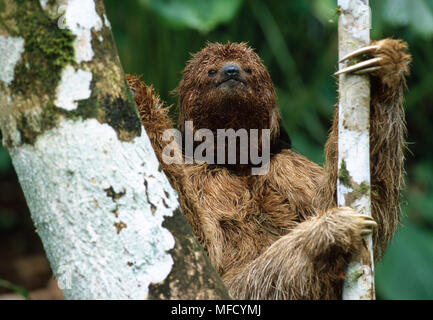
1,0 -> 433,299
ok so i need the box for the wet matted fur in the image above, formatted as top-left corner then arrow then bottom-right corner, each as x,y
126,39 -> 410,299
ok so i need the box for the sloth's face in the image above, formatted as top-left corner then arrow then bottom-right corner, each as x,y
198,58 -> 257,106
176,42 -> 278,134
178,42 -> 275,106
207,60 -> 250,93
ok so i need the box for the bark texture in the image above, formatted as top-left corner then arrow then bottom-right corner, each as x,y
337,0 -> 375,300
0,0 -> 229,300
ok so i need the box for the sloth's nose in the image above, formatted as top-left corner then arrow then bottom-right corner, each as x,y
222,63 -> 240,77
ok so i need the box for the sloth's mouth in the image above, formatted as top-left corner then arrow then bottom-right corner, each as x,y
217,77 -> 246,87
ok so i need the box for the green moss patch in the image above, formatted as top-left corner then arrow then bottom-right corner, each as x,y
338,159 -> 350,187
17,104 -> 57,145
2,1 -> 75,97
338,158 -> 371,206
71,86 -> 141,142
1,1 -> 141,145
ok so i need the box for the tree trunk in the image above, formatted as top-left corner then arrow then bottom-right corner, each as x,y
0,0 -> 229,300
337,0 -> 375,300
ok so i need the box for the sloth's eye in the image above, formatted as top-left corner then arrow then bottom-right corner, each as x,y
208,69 -> 217,76
244,67 -> 252,74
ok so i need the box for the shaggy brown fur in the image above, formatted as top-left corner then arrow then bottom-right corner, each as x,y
126,39 -> 410,300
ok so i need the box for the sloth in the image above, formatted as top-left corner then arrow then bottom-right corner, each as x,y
127,39 -> 410,299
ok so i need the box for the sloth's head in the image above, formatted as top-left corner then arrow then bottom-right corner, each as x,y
175,42 -> 280,140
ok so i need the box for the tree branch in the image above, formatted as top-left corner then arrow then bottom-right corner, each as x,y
337,0 -> 375,300
0,0 -> 229,300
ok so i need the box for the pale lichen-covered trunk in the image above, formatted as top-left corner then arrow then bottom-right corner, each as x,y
0,0 -> 229,300
337,0 -> 375,300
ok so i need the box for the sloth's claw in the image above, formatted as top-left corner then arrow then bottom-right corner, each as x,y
339,45 -> 379,63
353,66 -> 382,75
334,57 -> 383,76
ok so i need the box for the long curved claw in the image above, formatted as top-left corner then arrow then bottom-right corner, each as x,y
362,220 -> 378,227
334,57 -> 383,76
354,213 -> 377,235
339,45 -> 379,63
361,228 -> 374,236
353,66 -> 382,75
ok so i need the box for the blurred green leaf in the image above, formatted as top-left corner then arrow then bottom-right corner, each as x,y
141,0 -> 244,33
383,0 -> 433,38
312,0 -> 337,24
376,219 -> 433,299
406,161 -> 433,225
0,279 -> 30,300
412,161 -> 433,189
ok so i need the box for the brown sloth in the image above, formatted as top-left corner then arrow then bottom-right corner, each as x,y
127,39 -> 410,299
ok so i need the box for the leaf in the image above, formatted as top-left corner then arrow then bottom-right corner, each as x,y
141,0 -> 244,33
406,161 -> 433,225
311,0 -> 338,24
375,219 -> 433,299
0,279 -> 30,300
383,0 -> 433,38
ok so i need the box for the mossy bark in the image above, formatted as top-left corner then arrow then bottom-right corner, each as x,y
0,0 -> 140,147
0,0 -> 229,300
